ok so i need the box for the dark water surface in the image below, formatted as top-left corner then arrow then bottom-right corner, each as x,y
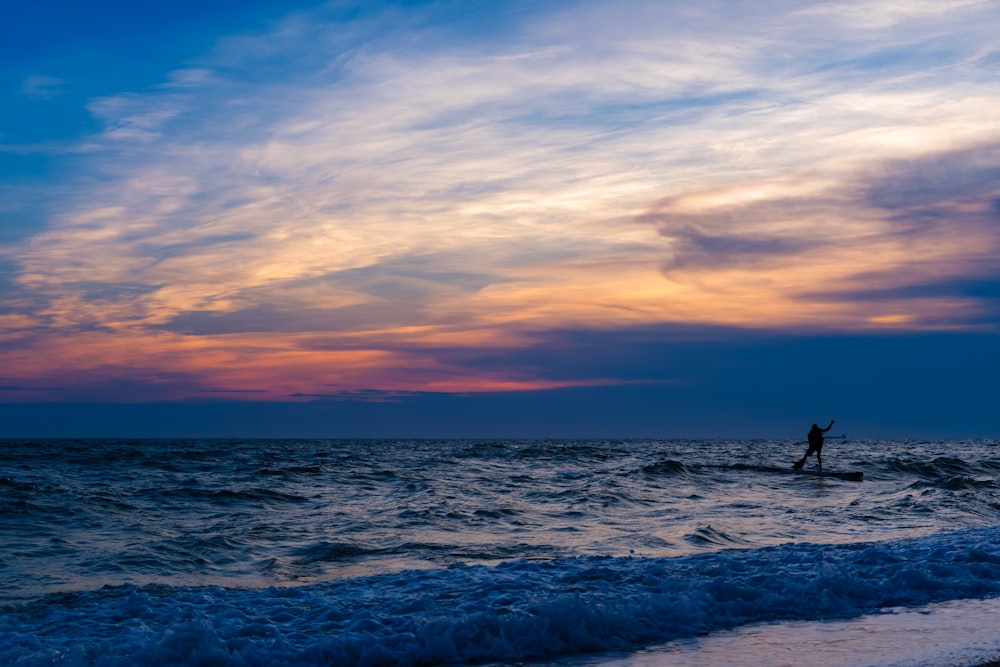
2,438 -> 999,665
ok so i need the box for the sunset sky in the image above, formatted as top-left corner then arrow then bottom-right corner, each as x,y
2,0 -> 998,438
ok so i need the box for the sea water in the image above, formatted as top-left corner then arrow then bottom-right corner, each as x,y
2,438 -> 999,666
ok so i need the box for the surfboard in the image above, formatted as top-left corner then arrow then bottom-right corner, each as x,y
739,465 -> 863,481
793,468 -> 863,481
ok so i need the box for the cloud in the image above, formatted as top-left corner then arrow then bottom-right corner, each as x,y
793,0 -> 990,30
192,388 -> 270,394
21,75 -> 64,99
864,145 -> 1000,220
0,385 -> 57,392
86,94 -> 190,142
161,302 -> 427,335
819,275 -> 1000,302
637,142 -> 1000,328
288,388 -> 421,402
2,0 -> 1000,401
812,146 -> 1000,324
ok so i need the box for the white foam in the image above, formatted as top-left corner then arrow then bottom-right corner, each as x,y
4,527 -> 1000,666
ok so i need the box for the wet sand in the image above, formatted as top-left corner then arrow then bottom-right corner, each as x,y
528,596 -> 1000,667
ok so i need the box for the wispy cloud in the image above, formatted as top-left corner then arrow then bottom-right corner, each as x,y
2,0 -> 999,399
21,75 -> 65,100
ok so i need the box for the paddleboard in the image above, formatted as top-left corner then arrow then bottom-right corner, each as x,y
743,465 -> 863,481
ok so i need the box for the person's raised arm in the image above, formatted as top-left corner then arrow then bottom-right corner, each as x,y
822,420 -> 835,432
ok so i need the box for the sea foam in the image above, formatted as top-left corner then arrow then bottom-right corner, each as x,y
4,526 -> 1000,666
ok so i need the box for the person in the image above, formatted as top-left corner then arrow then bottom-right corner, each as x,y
793,420 -> 835,470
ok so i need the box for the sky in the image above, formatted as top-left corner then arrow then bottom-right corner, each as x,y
1,0 -> 998,438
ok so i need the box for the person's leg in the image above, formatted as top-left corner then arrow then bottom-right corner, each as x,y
794,444 -> 818,469
793,447 -> 810,469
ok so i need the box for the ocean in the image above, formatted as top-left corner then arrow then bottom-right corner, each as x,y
2,437 -> 1000,666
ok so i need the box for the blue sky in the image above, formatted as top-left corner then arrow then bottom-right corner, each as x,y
2,0 -> 999,437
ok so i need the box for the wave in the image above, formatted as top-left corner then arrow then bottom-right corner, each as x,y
141,487 -> 310,504
293,541 -> 385,564
890,456 -> 976,477
908,476 -> 997,491
0,477 -> 35,491
683,523 -> 752,547
641,459 -> 692,476
886,456 -> 998,491
6,527 -> 1000,666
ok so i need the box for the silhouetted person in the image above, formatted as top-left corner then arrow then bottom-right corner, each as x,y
793,420 -> 835,470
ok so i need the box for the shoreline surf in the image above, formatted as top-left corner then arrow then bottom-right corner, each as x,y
3,437 -> 999,665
